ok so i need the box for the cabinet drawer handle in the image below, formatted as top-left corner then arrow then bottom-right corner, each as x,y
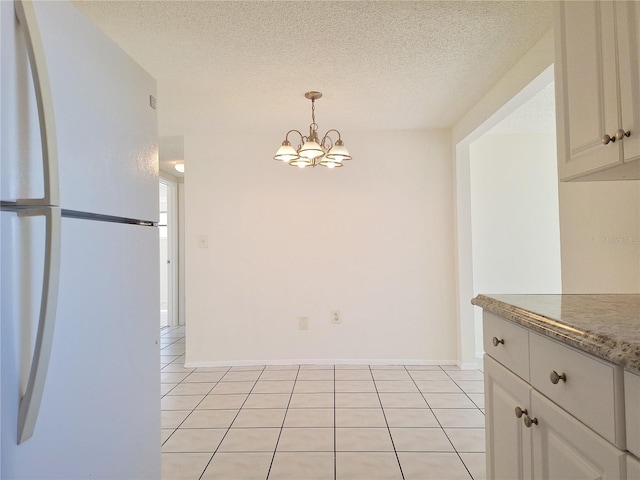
523,415 -> 538,428
492,337 -> 504,347
616,129 -> 631,141
550,370 -> 566,384
601,133 -> 616,145
514,406 -> 528,418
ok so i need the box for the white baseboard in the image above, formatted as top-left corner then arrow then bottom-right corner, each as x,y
184,358 -> 459,368
456,361 -> 480,370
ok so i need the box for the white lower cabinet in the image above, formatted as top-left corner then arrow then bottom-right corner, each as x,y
486,356 -> 625,479
484,312 -> 638,479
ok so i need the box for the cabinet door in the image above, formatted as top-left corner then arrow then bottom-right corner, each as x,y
554,1 -> 621,180
627,454 -> 640,479
484,355 -> 533,480
531,391 -> 625,479
617,1 -> 640,164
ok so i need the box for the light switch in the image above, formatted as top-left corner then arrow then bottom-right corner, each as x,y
197,234 -> 209,248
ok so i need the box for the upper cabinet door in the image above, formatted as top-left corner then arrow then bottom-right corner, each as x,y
554,1 -> 621,180
617,2 -> 640,164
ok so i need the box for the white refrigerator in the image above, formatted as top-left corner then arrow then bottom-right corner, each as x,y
1,1 -> 161,478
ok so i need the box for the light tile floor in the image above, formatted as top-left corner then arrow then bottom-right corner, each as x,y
160,326 -> 486,480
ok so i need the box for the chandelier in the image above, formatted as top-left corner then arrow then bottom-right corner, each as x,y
273,91 -> 352,169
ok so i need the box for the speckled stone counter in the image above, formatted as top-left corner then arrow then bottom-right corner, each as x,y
472,294 -> 640,374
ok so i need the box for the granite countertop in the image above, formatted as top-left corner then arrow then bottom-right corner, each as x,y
471,294 -> 640,374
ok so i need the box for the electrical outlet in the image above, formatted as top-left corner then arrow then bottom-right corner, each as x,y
299,316 -> 309,330
331,310 -> 341,324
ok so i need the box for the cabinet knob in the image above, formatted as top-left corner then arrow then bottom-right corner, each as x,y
550,370 -> 566,384
514,406 -> 528,418
615,129 -> 631,140
523,415 -> 538,428
601,134 -> 616,145
492,337 -> 505,347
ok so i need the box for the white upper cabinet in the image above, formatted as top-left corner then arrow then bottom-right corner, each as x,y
554,1 -> 640,181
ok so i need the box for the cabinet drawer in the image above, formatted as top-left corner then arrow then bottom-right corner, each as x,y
529,332 -> 625,448
483,312 -> 530,381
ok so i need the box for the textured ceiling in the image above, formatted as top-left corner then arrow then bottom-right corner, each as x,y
72,0 -> 553,170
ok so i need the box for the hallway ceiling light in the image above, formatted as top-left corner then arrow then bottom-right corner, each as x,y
174,162 -> 184,173
274,91 -> 352,169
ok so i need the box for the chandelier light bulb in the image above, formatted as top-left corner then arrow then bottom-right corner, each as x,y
299,140 -> 323,160
273,91 -> 352,169
274,141 -> 299,162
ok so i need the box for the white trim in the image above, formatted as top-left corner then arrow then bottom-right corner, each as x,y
160,177 -> 179,327
457,362 -> 480,371
476,353 -> 484,372
184,359 -> 459,368
452,28 -> 555,367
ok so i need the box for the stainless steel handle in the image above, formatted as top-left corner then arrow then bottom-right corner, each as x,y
601,134 -> 615,145
523,415 -> 538,428
515,406 -> 527,419
616,129 -> 631,141
14,0 -> 60,206
16,207 -> 61,444
492,336 -> 504,347
550,370 -> 566,384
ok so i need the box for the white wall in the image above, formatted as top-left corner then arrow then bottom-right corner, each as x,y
470,133 -> 561,294
559,181 -> 640,293
184,129 -> 458,365
470,133 -> 562,351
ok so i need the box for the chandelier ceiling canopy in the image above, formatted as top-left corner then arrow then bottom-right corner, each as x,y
274,91 -> 352,169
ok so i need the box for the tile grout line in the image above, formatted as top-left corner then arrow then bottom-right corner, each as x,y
442,369 -> 485,479
161,363 -> 230,448
405,366 -> 476,478
443,369 -> 485,412
196,365 -> 267,480
434,366 -> 479,480
264,365 -> 301,480
160,329 -> 193,437
371,365 -> 405,480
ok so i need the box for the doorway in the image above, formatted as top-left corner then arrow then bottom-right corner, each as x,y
159,179 -> 178,328
454,61 -> 558,368
469,81 -> 561,362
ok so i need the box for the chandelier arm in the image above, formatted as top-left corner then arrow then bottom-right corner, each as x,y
284,129 -> 304,143
320,129 -> 342,149
323,129 -> 342,140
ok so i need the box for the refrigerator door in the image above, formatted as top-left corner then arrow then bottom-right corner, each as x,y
2,215 -> 161,479
3,1 -> 158,222
0,0 -> 46,204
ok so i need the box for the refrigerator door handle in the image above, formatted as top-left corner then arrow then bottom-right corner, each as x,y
13,0 -> 60,207
16,207 -> 61,444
